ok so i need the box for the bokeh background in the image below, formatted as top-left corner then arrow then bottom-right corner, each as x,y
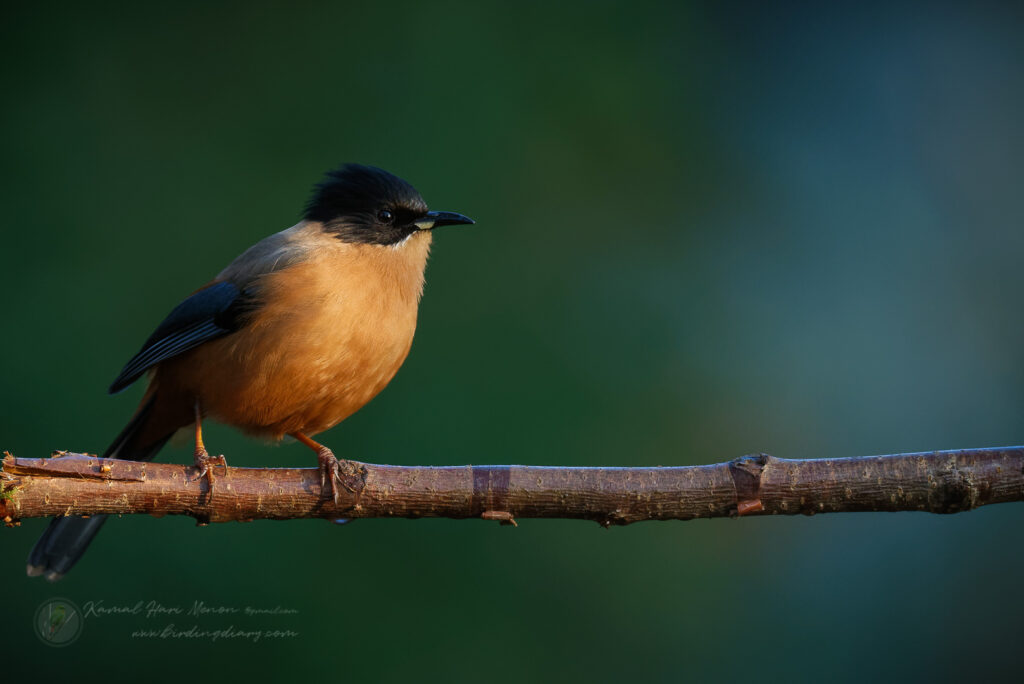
3,1 -> 1023,680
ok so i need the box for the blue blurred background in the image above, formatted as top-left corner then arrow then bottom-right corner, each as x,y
3,1 -> 1023,680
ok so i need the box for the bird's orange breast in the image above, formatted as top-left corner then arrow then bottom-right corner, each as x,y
156,231 -> 432,439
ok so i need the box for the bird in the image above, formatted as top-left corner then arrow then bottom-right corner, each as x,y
46,603 -> 68,641
26,163 -> 474,581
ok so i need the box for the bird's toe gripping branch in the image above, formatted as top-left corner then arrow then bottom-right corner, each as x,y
316,447 -> 366,505
191,402 -> 227,500
193,447 -> 228,498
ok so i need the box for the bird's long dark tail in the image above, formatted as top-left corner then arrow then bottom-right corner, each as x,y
26,395 -> 174,581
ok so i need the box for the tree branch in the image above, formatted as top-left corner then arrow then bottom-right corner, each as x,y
2,447 -> 1022,528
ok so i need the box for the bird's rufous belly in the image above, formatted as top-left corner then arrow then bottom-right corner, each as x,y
158,256 -> 420,439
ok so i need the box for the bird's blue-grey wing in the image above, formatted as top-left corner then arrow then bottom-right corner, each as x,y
108,281 -> 256,394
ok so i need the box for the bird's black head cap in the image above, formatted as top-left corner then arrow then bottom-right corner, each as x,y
304,164 -> 430,245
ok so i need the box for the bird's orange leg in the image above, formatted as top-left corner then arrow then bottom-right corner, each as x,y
193,400 -> 228,494
290,432 -> 345,504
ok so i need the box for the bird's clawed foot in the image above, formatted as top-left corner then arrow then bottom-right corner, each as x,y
291,433 -> 366,505
193,447 -> 228,497
317,447 -> 343,504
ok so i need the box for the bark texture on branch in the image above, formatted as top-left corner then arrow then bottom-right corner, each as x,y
1,447 -> 1022,527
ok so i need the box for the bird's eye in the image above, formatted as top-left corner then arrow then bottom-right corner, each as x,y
377,209 -> 394,223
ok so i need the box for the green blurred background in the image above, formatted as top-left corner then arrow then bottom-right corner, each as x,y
3,0 -> 1023,680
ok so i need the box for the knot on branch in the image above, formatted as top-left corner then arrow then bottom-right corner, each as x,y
597,509 -> 631,528
729,453 -> 774,516
336,459 -> 368,499
933,459 -> 982,513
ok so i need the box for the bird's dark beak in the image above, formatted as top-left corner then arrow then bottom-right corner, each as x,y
413,211 -> 475,231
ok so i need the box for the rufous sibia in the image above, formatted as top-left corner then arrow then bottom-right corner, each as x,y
27,164 -> 474,580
